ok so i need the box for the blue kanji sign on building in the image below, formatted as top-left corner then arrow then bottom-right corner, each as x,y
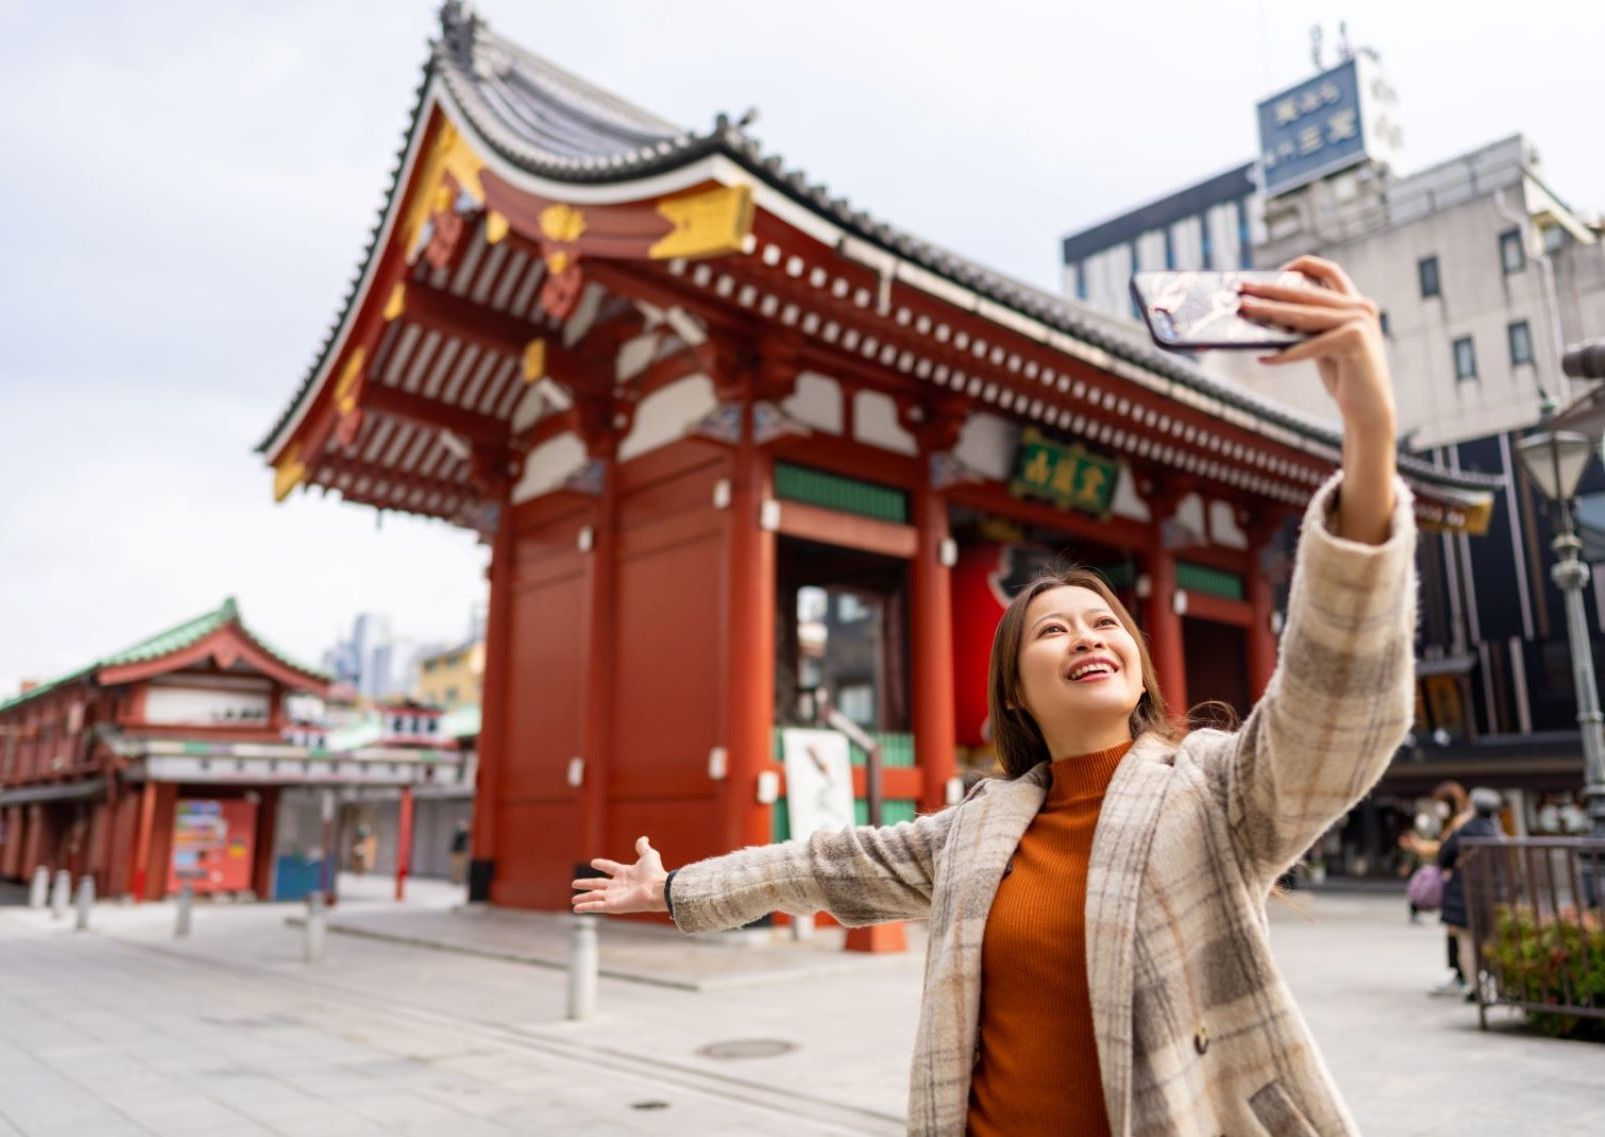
1256,54 -> 1399,198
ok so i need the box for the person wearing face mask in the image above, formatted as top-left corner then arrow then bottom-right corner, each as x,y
1401,781 -> 1473,993
572,257 -> 1414,1137
1436,787 -> 1506,1003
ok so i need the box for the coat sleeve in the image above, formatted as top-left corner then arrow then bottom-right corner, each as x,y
664,807 -> 960,933
1213,471 -> 1418,889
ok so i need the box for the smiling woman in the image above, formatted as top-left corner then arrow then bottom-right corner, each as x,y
988,568 -> 1177,778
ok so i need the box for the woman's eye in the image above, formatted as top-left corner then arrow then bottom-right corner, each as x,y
1040,623 -> 1065,636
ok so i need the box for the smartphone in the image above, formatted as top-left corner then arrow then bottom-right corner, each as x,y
1130,270 -> 1311,352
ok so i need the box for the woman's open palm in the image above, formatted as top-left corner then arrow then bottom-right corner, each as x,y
570,836 -> 669,915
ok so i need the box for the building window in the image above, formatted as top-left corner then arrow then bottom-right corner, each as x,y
836,682 -> 876,728
1379,311 -> 1391,338
1499,229 -> 1526,275
1419,256 -> 1441,299
1163,227 -> 1175,270
1508,320 -> 1534,367
1200,222 -> 1213,270
837,593 -> 871,624
1236,200 -> 1251,268
1453,336 -> 1478,381
1074,262 -> 1088,301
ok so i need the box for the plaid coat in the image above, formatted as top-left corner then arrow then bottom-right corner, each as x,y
670,473 -> 1417,1136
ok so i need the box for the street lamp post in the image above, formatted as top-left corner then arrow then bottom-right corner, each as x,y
1514,406 -> 1605,838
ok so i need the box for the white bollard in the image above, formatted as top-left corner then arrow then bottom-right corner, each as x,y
790,913 -> 815,941
50,870 -> 71,920
566,915 -> 599,1021
174,883 -> 193,939
304,891 -> 326,965
74,876 -> 95,932
28,866 -> 49,909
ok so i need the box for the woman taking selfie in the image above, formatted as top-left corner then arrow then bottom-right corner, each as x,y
573,256 -> 1414,1137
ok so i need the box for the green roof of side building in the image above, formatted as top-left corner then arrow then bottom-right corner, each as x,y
0,597 -> 329,715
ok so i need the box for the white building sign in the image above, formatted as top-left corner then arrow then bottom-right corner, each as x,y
781,729 -> 856,839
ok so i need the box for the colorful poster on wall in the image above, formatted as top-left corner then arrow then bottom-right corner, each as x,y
166,799 -> 257,894
781,729 -> 856,839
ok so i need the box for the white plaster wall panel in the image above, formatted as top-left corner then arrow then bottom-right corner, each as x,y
512,433 -> 587,504
1109,467 -> 1151,522
617,375 -> 718,463
782,371 -> 844,434
853,389 -> 917,455
1209,500 -> 1249,549
952,413 -> 1019,482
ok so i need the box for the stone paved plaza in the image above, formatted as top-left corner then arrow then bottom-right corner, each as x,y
1,880 -> 1601,1135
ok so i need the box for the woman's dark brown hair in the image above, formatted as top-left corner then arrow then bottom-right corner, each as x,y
986,567 -> 1183,779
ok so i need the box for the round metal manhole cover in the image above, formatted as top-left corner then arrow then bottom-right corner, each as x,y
695,1038 -> 798,1060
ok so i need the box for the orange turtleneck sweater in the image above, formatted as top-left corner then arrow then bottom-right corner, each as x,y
966,739 -> 1133,1137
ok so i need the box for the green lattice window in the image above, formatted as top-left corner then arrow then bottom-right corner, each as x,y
1177,562 -> 1244,601
774,463 -> 908,524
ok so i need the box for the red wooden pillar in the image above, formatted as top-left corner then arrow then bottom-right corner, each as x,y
724,405 -> 778,852
395,785 -> 414,901
1140,478 -> 1188,719
130,782 -> 157,902
576,438 -> 618,871
470,508 -> 514,902
909,402 -> 965,816
22,805 -> 44,878
250,787 -> 279,900
1242,511 -> 1285,702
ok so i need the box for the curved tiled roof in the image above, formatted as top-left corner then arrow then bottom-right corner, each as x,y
0,598 -> 328,716
260,1 -> 1500,503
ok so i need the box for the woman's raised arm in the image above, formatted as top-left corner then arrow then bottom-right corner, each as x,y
1212,258 -> 1417,887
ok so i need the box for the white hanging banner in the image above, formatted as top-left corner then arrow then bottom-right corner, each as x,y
781,729 -> 856,839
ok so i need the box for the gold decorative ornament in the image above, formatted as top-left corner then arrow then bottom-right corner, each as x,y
383,284 -> 407,322
522,339 -> 547,383
273,443 -> 306,503
334,347 -> 367,414
650,183 -> 755,260
485,210 -> 510,245
539,202 -> 587,243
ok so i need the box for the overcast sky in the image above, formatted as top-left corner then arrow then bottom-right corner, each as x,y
2,0 -> 1601,699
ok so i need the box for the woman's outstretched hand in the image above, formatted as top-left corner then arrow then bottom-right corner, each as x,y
570,836 -> 670,916
1238,256 -> 1397,545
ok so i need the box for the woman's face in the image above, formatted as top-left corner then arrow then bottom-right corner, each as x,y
1016,585 -> 1145,733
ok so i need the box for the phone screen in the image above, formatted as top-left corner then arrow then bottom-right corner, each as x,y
1130,271 -> 1311,352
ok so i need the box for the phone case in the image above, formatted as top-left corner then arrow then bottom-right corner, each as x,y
1130,271 -> 1309,352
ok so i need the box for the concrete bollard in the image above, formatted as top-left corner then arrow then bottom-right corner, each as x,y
174,883 -> 194,939
50,870 -> 71,920
566,915 -> 599,1021
304,891 -> 326,965
28,866 -> 49,909
74,876 -> 95,932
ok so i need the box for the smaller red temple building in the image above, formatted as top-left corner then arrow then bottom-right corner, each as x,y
0,599 -> 468,901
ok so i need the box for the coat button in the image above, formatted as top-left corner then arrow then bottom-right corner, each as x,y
1193,1025 -> 1209,1055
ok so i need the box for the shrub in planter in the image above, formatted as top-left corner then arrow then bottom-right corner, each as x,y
1483,904 -> 1605,1040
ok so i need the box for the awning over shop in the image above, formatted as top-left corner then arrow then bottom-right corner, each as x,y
0,778 -> 107,806
110,739 -> 469,789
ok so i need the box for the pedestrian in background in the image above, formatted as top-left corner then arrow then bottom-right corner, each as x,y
1400,780 -> 1472,992
449,820 -> 470,886
575,258 -> 1416,1137
1437,787 -> 1505,1002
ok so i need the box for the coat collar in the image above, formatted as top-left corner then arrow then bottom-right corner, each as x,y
1085,730 -> 1178,1137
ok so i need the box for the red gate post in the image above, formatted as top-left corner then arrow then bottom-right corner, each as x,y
395,786 -> 414,902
